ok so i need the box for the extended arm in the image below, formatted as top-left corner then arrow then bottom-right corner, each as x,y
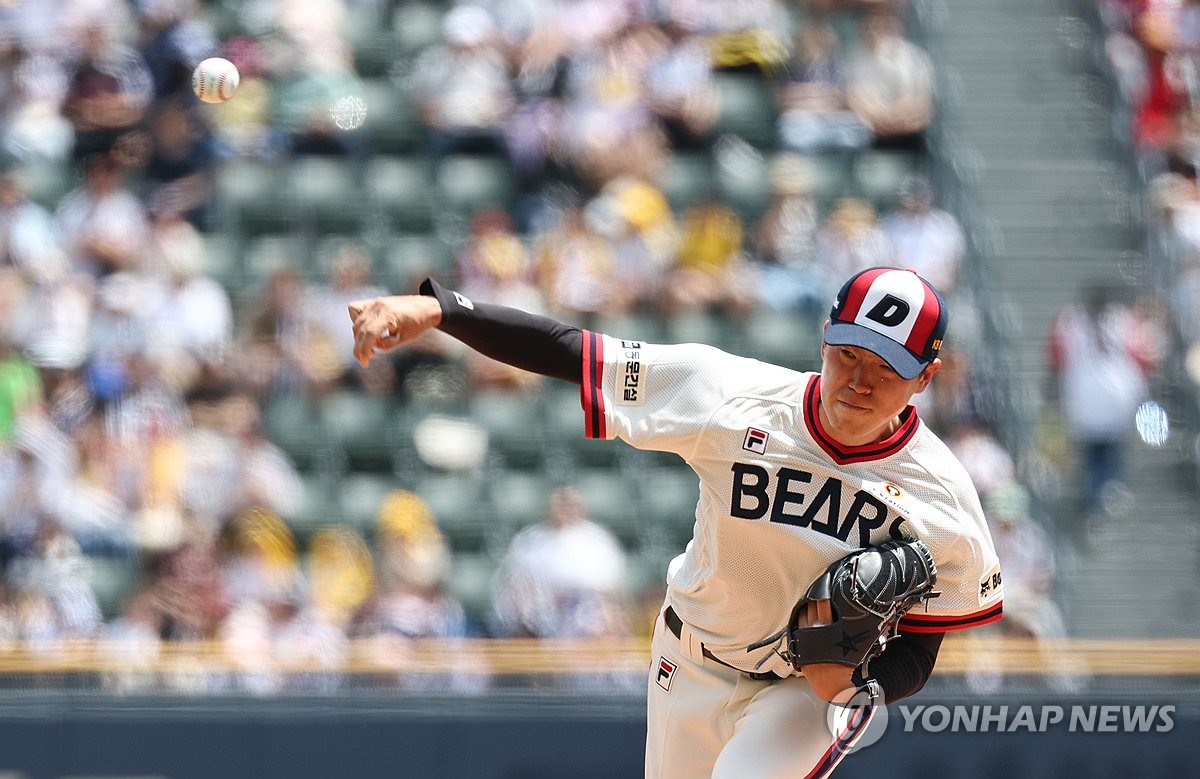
349,278 -> 583,383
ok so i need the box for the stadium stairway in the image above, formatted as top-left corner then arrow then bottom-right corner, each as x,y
920,0 -> 1200,637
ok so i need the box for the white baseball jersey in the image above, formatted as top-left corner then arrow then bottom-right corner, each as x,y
581,333 -> 1003,678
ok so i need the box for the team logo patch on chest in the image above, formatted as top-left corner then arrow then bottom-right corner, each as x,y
656,656 -> 678,692
743,428 -> 770,454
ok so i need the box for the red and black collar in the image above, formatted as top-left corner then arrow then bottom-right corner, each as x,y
803,375 -> 920,464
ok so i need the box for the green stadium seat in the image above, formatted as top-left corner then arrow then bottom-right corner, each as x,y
242,233 -> 309,284
413,472 -> 490,550
658,152 -> 715,212
385,232 -> 457,288
346,7 -> 398,78
362,79 -> 423,154
740,310 -> 821,371
712,73 -> 776,148
319,391 -> 397,472
575,467 -> 642,547
200,232 -> 242,289
339,473 -> 399,533
470,390 -> 547,469
285,472 -> 342,538
444,551 -> 496,620
543,385 -> 621,469
289,156 -> 365,234
435,155 -> 516,216
800,153 -> 854,205
639,466 -> 700,526
854,150 -> 922,209
85,557 -> 141,619
662,309 -> 736,351
262,394 -> 326,470
215,159 -> 291,234
367,155 -> 434,231
592,310 -> 666,345
487,470 -> 551,530
715,143 -> 772,221
20,159 -> 73,208
392,3 -> 447,57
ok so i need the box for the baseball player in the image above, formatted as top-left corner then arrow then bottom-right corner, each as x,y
349,266 -> 1004,778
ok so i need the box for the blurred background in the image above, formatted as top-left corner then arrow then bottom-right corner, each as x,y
0,0 -> 1199,776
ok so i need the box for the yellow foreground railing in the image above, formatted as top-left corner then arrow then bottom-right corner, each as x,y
0,636 -> 1195,676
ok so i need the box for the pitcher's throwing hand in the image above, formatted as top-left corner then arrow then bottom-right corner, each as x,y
348,295 -> 442,367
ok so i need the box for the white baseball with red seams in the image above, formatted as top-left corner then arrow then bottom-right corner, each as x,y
192,57 -> 240,104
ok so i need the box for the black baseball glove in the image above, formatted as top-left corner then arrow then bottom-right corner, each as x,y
749,539 -> 940,672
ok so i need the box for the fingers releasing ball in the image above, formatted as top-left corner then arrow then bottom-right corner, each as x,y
192,57 -> 240,104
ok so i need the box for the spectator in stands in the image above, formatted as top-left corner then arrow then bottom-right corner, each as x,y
0,164 -> 70,281
1048,282 -> 1159,519
456,209 -> 547,392
135,0 -> 217,102
776,23 -> 872,155
1,48 -> 75,163
968,483 -> 1084,693
646,21 -> 719,151
239,267 -> 324,396
881,174 -> 966,293
55,151 -> 151,277
305,240 -> 388,389
945,416 -> 1017,498
0,336 -> 43,442
534,203 -> 625,319
845,11 -> 935,148
5,515 -> 105,643
752,154 -> 831,318
144,97 -> 218,228
411,4 -> 515,165
356,490 -> 482,692
814,196 -> 894,281
491,485 -> 631,640
663,198 -> 757,315
62,21 -> 153,160
144,206 -> 233,367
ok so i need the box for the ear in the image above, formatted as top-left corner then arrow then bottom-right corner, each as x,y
915,358 -> 942,392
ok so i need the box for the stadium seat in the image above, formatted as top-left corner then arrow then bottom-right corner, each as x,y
215,158 -> 291,234
85,556 -> 141,619
854,151 -> 923,209
444,551 -> 496,621
339,473 -> 400,533
242,233 -> 310,285
366,155 -> 435,231
289,156 -> 365,234
285,472 -> 342,538
200,232 -> 242,289
592,310 -> 666,345
392,2 -> 447,57
470,390 -> 547,470
385,232 -> 457,288
800,153 -> 854,206
362,79 -> 423,154
413,472 -> 490,551
574,467 -> 642,547
319,391 -> 397,472
712,73 -> 776,148
662,309 -> 737,351
740,310 -> 822,371
639,466 -> 700,526
262,394 -> 327,471
543,385 -> 620,469
21,159 -> 73,208
715,140 -> 772,222
658,152 -> 715,213
435,154 -> 516,216
487,469 -> 551,530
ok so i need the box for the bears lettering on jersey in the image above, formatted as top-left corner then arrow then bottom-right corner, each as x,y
729,462 -> 906,547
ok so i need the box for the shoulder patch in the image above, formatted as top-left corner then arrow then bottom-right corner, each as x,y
615,341 -> 646,407
452,291 -> 475,310
978,561 -> 1003,606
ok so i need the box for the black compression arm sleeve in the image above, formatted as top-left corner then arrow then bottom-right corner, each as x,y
419,278 -> 584,384
857,631 -> 944,704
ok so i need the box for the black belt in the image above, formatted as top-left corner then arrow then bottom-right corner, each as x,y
663,606 -> 782,681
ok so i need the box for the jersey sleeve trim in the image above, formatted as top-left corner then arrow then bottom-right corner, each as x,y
581,329 -> 607,439
898,603 -> 1003,633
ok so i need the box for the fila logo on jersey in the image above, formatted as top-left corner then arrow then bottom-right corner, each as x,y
616,341 -> 645,407
656,656 -> 677,692
743,428 -> 769,454
730,463 -> 906,547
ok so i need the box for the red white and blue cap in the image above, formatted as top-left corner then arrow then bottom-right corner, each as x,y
825,267 -> 947,380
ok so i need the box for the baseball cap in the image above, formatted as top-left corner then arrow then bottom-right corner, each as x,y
825,267 -> 947,379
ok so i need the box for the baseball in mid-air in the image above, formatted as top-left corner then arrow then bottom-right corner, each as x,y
192,57 -> 240,104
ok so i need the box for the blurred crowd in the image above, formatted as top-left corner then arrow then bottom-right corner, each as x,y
0,0 -> 1065,693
